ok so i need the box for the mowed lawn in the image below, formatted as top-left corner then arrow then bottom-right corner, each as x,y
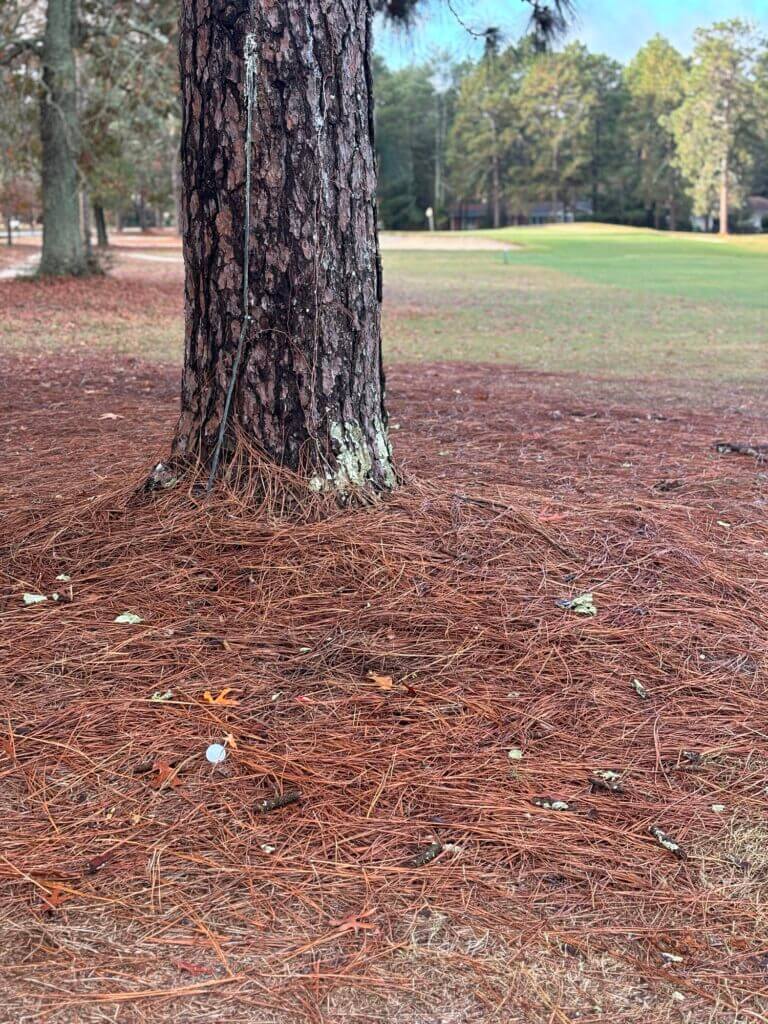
384,224 -> 768,382
1,223 -> 767,385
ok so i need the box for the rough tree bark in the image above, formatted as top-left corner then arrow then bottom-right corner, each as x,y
171,144 -> 183,233
173,0 -> 395,496
38,0 -> 88,276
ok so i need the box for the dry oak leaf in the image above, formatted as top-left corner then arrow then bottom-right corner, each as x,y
151,760 -> 182,789
366,672 -> 394,691
328,908 -> 377,935
41,883 -> 72,911
202,688 -> 239,706
174,960 -> 214,977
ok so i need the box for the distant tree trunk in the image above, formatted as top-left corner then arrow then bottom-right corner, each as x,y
668,197 -> 677,233
485,111 -> 502,229
94,202 -> 109,247
173,0 -> 395,496
591,118 -> 600,218
491,158 -> 502,228
81,188 -> 93,259
551,141 -> 559,222
38,0 -> 88,276
137,193 -> 148,232
719,156 -> 729,237
4,216 -> 12,246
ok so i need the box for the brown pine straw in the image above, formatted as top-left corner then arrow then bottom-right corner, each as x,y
1,358 -> 768,1022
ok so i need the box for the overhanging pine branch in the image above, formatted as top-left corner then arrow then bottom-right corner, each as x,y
376,0 -> 576,48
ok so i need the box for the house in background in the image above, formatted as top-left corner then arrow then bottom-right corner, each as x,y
691,195 -> 768,232
743,195 -> 768,230
449,201 -> 489,231
448,197 -> 593,229
527,199 -> 593,224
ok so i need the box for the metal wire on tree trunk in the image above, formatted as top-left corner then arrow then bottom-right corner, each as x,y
206,28 -> 259,493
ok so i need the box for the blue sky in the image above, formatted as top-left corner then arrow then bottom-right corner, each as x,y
376,0 -> 768,66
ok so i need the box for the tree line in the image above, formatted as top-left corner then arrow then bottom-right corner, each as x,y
1,0 -> 177,264
2,10 -> 767,266
376,21 -> 768,234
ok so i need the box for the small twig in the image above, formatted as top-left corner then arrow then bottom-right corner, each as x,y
257,791 -> 301,814
409,841 -> 443,868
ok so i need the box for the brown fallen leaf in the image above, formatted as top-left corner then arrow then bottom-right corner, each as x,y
327,908 -> 377,935
202,688 -> 239,706
41,883 -> 72,911
366,672 -> 394,691
151,760 -> 182,789
174,960 -> 214,977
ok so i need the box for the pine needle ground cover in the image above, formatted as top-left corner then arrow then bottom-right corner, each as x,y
1,231 -> 767,1022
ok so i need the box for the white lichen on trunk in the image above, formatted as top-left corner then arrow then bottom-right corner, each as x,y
309,419 -> 395,494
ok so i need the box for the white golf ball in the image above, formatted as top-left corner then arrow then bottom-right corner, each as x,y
205,743 -> 227,765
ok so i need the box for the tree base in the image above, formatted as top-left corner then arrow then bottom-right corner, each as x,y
37,252 -> 105,278
147,434 -> 398,514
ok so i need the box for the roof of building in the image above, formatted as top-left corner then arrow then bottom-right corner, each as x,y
449,202 -> 488,215
529,199 -> 593,217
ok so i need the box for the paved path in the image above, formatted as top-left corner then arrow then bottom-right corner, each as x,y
0,232 -> 517,277
0,254 -> 39,279
118,251 -> 181,263
379,232 -> 517,251
115,232 -> 517,263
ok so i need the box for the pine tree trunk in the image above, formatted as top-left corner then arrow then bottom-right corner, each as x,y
668,197 -> 676,233
138,193 -> 148,232
173,0 -> 395,496
81,188 -> 93,259
94,202 -> 109,247
491,156 -> 501,229
719,156 -> 729,237
486,112 -> 501,229
38,0 -> 88,276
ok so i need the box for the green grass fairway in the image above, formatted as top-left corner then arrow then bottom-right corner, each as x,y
2,224 -> 766,385
490,222 -> 768,307
382,224 -> 768,383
